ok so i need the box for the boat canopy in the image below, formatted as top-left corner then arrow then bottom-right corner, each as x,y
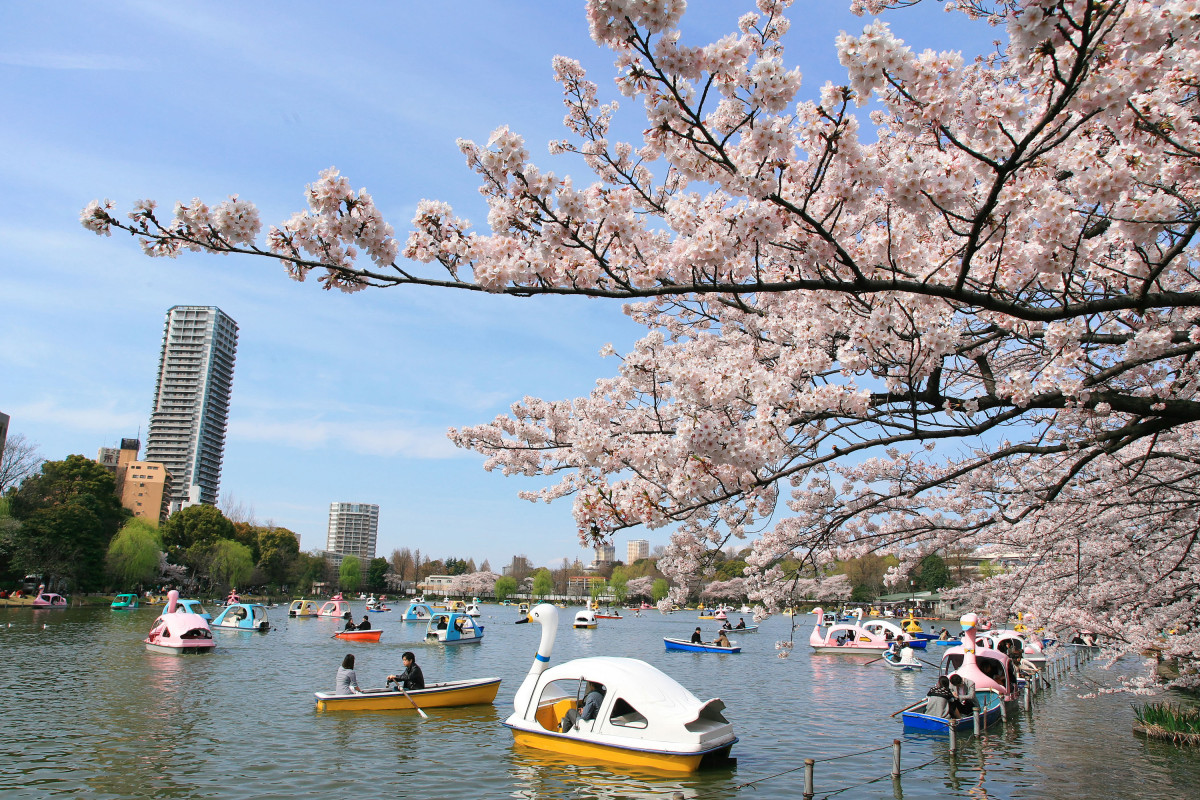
534,656 -> 724,729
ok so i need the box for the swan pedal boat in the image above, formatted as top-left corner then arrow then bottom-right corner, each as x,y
574,609 -> 598,629
901,688 -> 1003,732
31,588 -> 68,609
212,603 -> 271,631
664,638 -> 741,654
111,593 -> 139,610
509,605 -> 737,772
402,601 -> 436,622
426,611 -> 484,644
314,677 -> 501,712
288,599 -> 320,617
172,598 -> 212,621
809,608 -> 891,655
334,628 -> 383,641
144,590 -> 215,654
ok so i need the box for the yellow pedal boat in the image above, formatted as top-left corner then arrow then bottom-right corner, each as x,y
314,677 -> 501,712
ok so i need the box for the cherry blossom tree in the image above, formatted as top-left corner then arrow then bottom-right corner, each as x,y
85,0 -> 1200,683
626,575 -> 655,600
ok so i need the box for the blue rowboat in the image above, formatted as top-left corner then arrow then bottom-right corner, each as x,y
901,689 -> 1003,733
664,637 -> 740,654
931,639 -> 961,646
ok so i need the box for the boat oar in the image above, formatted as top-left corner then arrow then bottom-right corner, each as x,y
401,687 -> 429,719
862,656 -> 884,666
890,698 -> 927,718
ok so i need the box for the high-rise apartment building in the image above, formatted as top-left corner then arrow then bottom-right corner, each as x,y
593,543 -> 616,567
627,538 -> 650,564
326,502 -> 379,561
145,306 -> 238,514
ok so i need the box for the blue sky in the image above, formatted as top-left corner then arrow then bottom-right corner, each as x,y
1,1 -> 993,569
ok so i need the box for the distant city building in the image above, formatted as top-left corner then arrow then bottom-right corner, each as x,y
120,461 -> 172,526
145,306 -> 238,514
627,539 -> 649,564
418,574 -> 455,595
326,502 -> 379,561
0,410 -> 9,454
98,439 -> 172,526
593,543 -> 615,566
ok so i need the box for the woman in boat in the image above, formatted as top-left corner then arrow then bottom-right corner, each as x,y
938,628 -> 951,640
559,681 -> 606,732
335,654 -> 361,695
387,651 -> 425,691
343,617 -> 357,631
925,676 -> 955,719
715,630 -> 732,648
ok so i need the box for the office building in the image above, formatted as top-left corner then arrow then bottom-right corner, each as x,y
326,502 -> 379,561
0,411 -> 9,455
98,438 -> 172,526
145,306 -> 238,514
591,543 -> 615,568
627,539 -> 649,564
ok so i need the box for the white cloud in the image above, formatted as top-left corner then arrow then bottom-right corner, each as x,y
8,399 -> 143,434
0,52 -> 145,71
228,415 -> 461,459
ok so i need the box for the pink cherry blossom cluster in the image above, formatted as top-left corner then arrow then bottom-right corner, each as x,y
88,1 -> 1200,683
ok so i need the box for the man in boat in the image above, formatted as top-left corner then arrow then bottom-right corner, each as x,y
948,673 -> 977,716
357,615 -> 371,631
691,627 -> 703,644
735,618 -> 746,629
387,651 -> 425,691
560,681 -> 605,732
925,676 -> 955,719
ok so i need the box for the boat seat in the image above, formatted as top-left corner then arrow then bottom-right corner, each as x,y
534,698 -> 576,732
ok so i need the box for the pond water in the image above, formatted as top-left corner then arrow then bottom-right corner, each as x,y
3,603 -> 1197,799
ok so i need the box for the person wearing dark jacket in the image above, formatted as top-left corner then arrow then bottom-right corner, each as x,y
690,627 -> 703,644
387,651 -> 425,691
357,615 -> 371,631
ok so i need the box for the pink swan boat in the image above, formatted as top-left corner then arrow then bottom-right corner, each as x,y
32,585 -> 68,608
938,613 -> 1019,702
144,590 -> 215,655
318,593 -> 352,619
809,607 -> 890,654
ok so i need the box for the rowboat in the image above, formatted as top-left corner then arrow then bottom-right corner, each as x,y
901,688 -> 1003,732
717,625 -> 758,634
881,649 -> 923,671
334,628 -> 383,642
314,677 -> 501,712
506,605 -> 737,772
664,638 -> 741,654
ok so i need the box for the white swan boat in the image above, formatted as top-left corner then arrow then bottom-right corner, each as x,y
505,604 -> 738,772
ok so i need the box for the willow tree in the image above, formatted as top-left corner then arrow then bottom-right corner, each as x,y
87,1 -> 1200,682
105,518 -> 163,589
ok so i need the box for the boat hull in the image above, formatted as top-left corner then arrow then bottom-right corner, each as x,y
334,629 -> 383,641
314,678 -> 501,711
902,690 -> 1003,732
664,638 -> 740,654
506,725 -> 736,773
810,645 -> 888,655
143,640 -> 215,655
882,654 -> 923,670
